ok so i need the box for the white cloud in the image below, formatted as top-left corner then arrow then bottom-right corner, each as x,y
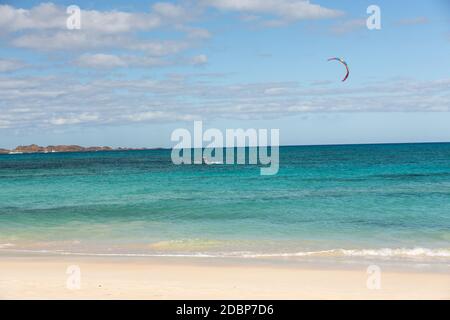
396,17 -> 429,26
49,113 -> 99,125
75,53 -> 170,68
0,119 -> 11,128
152,2 -> 186,20
12,31 -> 122,50
0,3 -> 63,32
0,2 -> 187,34
179,26 -> 212,39
128,40 -> 190,56
204,0 -> 343,22
330,18 -> 366,34
125,111 -> 197,122
1,75 -> 449,129
80,10 -> 161,34
11,30 -> 192,57
75,53 -> 128,68
264,87 -> 291,95
0,59 -> 26,72
190,54 -> 208,65
1,2 -> 204,58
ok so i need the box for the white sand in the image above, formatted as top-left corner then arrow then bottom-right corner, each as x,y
0,256 -> 448,299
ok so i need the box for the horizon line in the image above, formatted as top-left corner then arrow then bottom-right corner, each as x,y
2,140 -> 450,153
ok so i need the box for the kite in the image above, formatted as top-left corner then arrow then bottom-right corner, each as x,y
328,57 -> 349,82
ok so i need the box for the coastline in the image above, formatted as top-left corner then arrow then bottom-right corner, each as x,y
0,254 -> 449,299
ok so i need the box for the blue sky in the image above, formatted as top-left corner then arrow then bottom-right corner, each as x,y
0,0 -> 449,148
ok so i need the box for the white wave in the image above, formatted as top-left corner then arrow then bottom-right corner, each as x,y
1,247 -> 449,259
204,160 -> 222,165
338,248 -> 450,258
240,248 -> 450,258
237,248 -> 450,258
0,243 -> 14,249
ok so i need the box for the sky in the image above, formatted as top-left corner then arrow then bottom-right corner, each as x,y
0,0 -> 449,148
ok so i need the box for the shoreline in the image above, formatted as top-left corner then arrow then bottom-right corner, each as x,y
2,141 -> 450,155
0,254 -> 448,299
1,247 -> 449,270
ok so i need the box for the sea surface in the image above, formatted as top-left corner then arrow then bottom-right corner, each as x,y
0,143 -> 449,268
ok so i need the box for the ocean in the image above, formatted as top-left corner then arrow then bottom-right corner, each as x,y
0,143 -> 449,268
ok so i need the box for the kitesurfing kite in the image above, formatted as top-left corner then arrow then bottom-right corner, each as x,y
328,57 -> 349,82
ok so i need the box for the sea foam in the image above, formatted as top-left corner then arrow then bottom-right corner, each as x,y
2,247 -> 449,259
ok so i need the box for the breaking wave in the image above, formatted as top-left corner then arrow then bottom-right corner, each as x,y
1,246 -> 449,259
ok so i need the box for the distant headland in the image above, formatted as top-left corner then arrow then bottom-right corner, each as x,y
0,144 -> 158,154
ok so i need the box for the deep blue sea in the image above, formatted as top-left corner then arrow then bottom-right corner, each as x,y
0,143 -> 449,267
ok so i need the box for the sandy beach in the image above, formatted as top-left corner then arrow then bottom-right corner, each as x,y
0,255 -> 448,299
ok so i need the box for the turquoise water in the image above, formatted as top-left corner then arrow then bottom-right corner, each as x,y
0,143 -> 449,264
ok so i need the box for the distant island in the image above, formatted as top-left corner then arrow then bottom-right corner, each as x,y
0,144 -> 156,154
